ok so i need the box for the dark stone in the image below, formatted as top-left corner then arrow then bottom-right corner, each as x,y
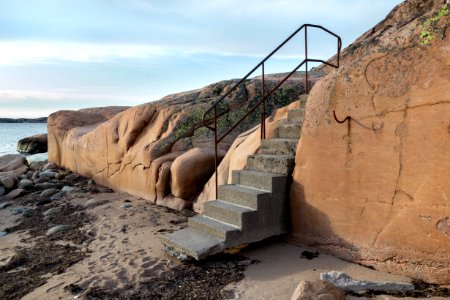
16,134 -> 48,154
36,199 -> 52,206
301,251 -> 320,260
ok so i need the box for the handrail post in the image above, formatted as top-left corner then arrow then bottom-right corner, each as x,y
261,63 -> 266,140
214,106 -> 218,200
304,26 -> 309,94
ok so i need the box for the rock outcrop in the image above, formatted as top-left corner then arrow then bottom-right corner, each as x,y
49,75 -> 312,210
290,0 -> 450,284
17,134 -> 48,154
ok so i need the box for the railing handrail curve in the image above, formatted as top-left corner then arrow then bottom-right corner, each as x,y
201,24 -> 342,199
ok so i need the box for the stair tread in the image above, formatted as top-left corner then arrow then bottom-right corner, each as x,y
237,169 -> 287,178
161,228 -> 223,258
206,199 -> 256,212
220,184 -> 269,195
190,215 -> 240,232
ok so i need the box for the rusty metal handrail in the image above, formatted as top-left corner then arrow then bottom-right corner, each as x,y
202,24 -> 342,199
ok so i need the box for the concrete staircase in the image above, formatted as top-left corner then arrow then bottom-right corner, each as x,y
161,99 -> 306,260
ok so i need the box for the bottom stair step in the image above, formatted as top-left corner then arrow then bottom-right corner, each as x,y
188,215 -> 240,240
160,228 -> 224,260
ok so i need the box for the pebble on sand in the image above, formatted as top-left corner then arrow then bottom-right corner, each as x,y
46,225 -> 72,235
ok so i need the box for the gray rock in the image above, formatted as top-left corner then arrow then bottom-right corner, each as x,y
40,188 -> 59,198
0,176 -> 16,189
84,198 -> 109,209
7,188 -> 26,199
34,182 -> 58,190
320,271 -> 414,292
61,186 -> 77,193
34,176 -> 48,184
0,186 -> 5,196
19,174 -> 28,180
42,162 -> 58,171
12,207 -> 32,216
43,207 -> 62,217
50,192 -> 64,201
0,231 -> 7,237
0,202 -> 12,210
36,199 -> 52,206
39,170 -> 58,179
46,225 -> 72,235
121,203 -> 132,209
29,161 -> 46,171
18,179 -> 34,190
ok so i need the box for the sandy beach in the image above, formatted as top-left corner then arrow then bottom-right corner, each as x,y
1,166 -> 449,299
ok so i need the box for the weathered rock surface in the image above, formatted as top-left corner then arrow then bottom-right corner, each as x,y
17,133 -> 48,154
0,154 -> 28,172
49,75 -> 310,209
290,0 -> 450,284
291,280 -> 345,300
320,271 -> 414,293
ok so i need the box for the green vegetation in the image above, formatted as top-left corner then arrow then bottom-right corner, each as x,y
418,3 -> 448,46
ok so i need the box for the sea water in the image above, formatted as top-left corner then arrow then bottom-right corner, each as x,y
0,123 -> 47,155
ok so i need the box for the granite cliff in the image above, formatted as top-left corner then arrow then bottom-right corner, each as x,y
48,75 -> 311,210
290,0 -> 449,284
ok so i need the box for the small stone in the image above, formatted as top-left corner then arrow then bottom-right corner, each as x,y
0,186 -> 5,196
34,176 -> 48,184
40,188 -> 59,198
46,225 -> 71,235
50,192 -> 65,201
121,203 -> 132,209
6,188 -> 26,199
42,162 -> 58,171
320,271 -> 414,293
29,161 -> 46,171
44,206 -> 62,217
20,174 -> 28,180
61,186 -> 77,193
0,202 -> 12,210
34,182 -> 58,190
84,198 -> 109,209
18,179 -> 34,190
291,280 -> 345,300
36,199 -> 52,206
39,170 -> 58,179
0,231 -> 7,237
12,207 -> 32,216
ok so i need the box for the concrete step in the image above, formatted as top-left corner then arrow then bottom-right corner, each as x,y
260,138 -> 298,155
276,124 -> 302,139
298,94 -> 308,108
188,215 -> 240,240
160,228 -> 224,260
288,108 -> 304,123
247,154 -> 295,175
203,200 -> 257,229
232,169 -> 287,192
218,184 -> 270,209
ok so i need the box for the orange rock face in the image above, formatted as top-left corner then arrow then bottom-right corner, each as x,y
48,76 -> 308,210
290,0 -> 450,284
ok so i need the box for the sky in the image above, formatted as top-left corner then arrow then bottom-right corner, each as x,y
0,0 -> 403,118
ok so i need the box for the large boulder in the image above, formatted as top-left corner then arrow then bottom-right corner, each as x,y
0,154 -> 28,172
290,0 -> 450,284
16,133 -> 48,154
0,154 -> 29,190
49,76 -> 310,209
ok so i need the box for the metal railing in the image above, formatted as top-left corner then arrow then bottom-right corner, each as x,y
202,24 -> 342,199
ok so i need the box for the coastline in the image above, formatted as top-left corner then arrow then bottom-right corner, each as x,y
0,118 -> 47,124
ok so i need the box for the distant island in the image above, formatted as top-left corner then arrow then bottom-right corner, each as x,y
0,117 -> 47,123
